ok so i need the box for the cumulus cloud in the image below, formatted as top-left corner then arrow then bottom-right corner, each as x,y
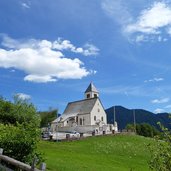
102,0 -> 171,42
154,108 -> 165,114
52,38 -> 99,56
144,77 -> 164,83
0,35 -> 98,83
15,93 -> 31,100
151,97 -> 170,104
126,2 -> 171,33
125,1 -> 171,42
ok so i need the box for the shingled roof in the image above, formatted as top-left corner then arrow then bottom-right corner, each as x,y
85,82 -> 99,93
52,98 -> 98,123
63,98 -> 97,115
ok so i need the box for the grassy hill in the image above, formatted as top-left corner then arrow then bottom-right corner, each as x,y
38,135 -> 155,171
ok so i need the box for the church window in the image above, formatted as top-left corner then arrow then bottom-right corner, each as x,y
83,117 -> 85,125
94,94 -> 97,98
98,108 -> 100,112
87,94 -> 90,98
94,116 -> 96,121
101,117 -> 103,121
80,118 -> 82,125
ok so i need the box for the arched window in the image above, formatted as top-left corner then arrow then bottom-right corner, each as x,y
80,118 -> 82,125
101,116 -> 103,121
94,116 -> 96,121
87,94 -> 90,98
83,117 -> 85,125
94,94 -> 97,98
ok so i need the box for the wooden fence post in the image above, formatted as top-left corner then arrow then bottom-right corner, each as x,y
31,157 -> 38,171
0,148 -> 3,155
40,163 -> 46,171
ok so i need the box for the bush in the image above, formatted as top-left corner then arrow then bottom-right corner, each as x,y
126,123 -> 160,138
149,123 -> 171,171
0,97 -> 41,164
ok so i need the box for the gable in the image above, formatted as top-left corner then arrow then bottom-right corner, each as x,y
91,98 -> 106,114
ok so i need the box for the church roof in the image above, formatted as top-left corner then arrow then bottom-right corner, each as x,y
85,82 -> 99,93
52,98 -> 98,123
63,98 -> 97,115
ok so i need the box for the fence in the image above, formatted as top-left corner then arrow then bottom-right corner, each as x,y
0,148 -> 46,171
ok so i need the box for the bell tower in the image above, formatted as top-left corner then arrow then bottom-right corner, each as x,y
85,82 -> 99,99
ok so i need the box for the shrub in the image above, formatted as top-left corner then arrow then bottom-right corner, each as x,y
0,97 -> 41,164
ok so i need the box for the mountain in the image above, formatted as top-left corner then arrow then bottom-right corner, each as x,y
105,106 -> 171,130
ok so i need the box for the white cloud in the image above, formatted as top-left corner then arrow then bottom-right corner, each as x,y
154,108 -> 165,114
0,35 -> 97,83
101,0 -> 132,25
126,2 -> 171,33
82,43 -> 99,56
165,104 -> 171,108
10,69 -> 15,72
15,93 -> 31,100
167,27 -> 171,35
52,38 -> 99,56
102,1 -> 171,42
144,77 -> 164,83
151,97 -> 170,104
125,1 -> 171,41
21,2 -> 30,9
135,35 -> 146,42
24,75 -> 57,83
1,36 -> 99,56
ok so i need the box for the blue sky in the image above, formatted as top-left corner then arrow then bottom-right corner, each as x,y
1,0 -> 171,114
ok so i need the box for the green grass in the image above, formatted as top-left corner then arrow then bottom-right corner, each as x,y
38,135 -> 155,171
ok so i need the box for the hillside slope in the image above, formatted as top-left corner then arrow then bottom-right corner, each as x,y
38,135 -> 154,171
105,106 -> 171,130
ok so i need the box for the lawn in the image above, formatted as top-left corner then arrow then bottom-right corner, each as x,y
38,135 -> 155,171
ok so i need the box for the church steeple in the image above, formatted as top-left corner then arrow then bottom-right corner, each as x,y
85,82 -> 99,99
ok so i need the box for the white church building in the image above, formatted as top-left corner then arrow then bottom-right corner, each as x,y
51,83 -> 117,134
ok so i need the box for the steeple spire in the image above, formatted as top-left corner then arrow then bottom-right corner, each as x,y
85,82 -> 99,99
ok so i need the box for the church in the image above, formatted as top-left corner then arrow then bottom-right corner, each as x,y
51,83 -> 113,133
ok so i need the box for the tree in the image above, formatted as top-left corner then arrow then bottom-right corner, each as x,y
126,123 -> 160,137
39,109 -> 58,127
126,123 -> 135,132
148,122 -> 171,171
0,97 -> 41,164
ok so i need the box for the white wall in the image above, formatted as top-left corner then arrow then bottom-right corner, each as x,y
77,114 -> 90,126
85,92 -> 99,99
90,99 -> 107,125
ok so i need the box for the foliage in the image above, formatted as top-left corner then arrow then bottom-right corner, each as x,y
0,97 -> 41,164
39,109 -> 58,127
38,135 -> 154,171
126,123 -> 160,137
0,97 -> 39,127
126,123 -> 135,132
148,123 -> 171,171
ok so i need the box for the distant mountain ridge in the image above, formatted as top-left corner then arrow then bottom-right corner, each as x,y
105,106 -> 171,130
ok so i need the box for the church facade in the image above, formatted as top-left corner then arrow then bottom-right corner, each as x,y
51,83 -> 110,133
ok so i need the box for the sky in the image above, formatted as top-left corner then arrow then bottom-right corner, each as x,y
1,0 -> 171,114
